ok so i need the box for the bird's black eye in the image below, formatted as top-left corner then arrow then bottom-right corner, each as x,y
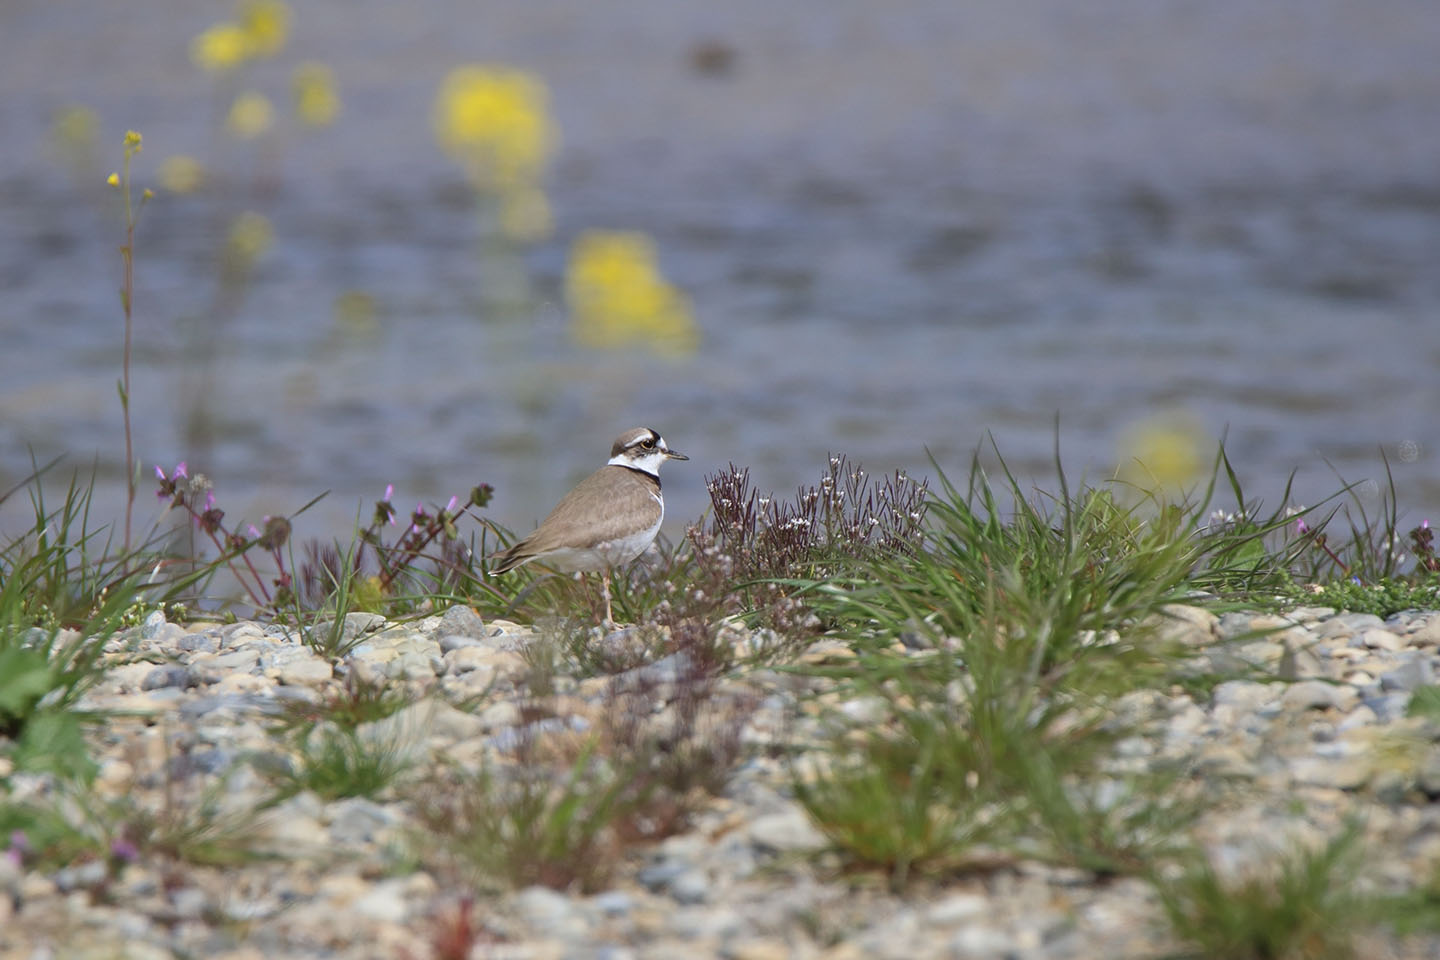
640,437 -> 655,449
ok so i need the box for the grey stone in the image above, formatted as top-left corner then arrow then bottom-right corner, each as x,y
383,652 -> 438,680
926,892 -> 989,925
178,693 -> 277,721
359,699 -> 487,746
1287,606 -> 1337,623
1150,605 -> 1219,645
1337,704 -> 1379,731
176,632 -> 220,654
1212,680 -> 1280,711
187,748 -> 235,775
439,634 -> 484,654
1216,612 -> 1265,641
141,664 -> 195,690
54,859 -> 107,891
190,649 -> 261,683
950,925 -> 1019,957
435,604 -> 487,640
1365,692 -> 1415,723
1408,619 -> 1440,647
1381,655 -> 1435,692
1279,680 -> 1355,712
140,609 -> 168,639
1417,751 -> 1440,797
1290,755 -> 1370,790
169,886 -> 209,919
1361,629 -> 1407,652
312,612 -> 386,646
277,657 -> 333,688
638,859 -> 689,893
668,868 -> 710,904
591,890 -> 634,917
353,878 -> 411,923
669,904 -> 747,942
748,807 -> 827,853
515,885 -> 590,940
327,797 -> 401,844
1317,613 -> 1385,639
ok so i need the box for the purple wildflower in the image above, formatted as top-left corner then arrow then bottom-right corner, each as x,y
110,838 -> 140,863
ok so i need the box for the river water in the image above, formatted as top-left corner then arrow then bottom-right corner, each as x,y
2,0 -> 1438,559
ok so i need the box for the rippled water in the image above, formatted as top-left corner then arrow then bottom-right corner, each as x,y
2,0 -> 1438,550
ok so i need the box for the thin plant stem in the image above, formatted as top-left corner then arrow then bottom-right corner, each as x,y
115,132 -> 149,555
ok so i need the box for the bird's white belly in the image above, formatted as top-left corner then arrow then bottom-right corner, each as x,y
544,513 -> 663,573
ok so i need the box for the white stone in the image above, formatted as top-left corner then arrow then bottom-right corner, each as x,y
277,657 -> 333,687
748,806 -> 827,853
1362,629 -> 1406,652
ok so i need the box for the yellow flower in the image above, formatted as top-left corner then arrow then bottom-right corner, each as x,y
433,65 -> 555,189
226,92 -> 274,140
106,172 -> 120,187
1116,414 -> 1208,493
122,130 -> 143,152
239,0 -> 290,58
499,185 -> 553,243
51,106 -> 98,158
332,290 -> 379,339
191,21 -> 250,72
225,212 -> 273,267
566,231 -> 699,357
292,62 -> 340,127
158,155 -> 204,194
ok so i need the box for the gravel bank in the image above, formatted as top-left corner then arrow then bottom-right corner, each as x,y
5,603 -> 1440,959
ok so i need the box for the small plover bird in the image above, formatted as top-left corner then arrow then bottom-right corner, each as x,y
490,426 -> 688,624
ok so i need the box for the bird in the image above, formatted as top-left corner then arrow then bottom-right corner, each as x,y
489,426 -> 688,625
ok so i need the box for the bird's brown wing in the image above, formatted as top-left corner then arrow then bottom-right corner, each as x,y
490,466 -> 661,571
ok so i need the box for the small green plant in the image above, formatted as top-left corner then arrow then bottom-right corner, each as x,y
413,743 -> 633,893
1152,825 -> 1369,960
1375,858 -> 1440,936
1297,577 -> 1440,619
267,723 -> 415,802
0,471 -> 149,780
102,771 -> 274,869
270,669 -> 415,734
794,729 -> 991,886
811,444 -> 1208,704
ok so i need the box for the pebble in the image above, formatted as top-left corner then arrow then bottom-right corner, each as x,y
277,657 -> 333,687
1279,680 -> 1356,712
747,807 -> 828,853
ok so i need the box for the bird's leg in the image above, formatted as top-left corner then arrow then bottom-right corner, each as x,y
601,569 -> 615,627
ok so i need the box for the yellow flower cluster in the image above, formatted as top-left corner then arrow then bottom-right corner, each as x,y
433,65 -> 556,240
292,62 -> 340,127
191,0 -> 290,72
226,212 -> 274,268
434,66 -> 554,188
51,106 -> 98,161
158,155 -> 205,194
226,92 -> 274,139
1116,413 -> 1208,493
566,231 -> 699,357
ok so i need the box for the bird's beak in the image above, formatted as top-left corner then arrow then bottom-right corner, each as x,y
666,449 -> 689,461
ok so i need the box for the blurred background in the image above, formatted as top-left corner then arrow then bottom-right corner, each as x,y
1,0 -> 1438,548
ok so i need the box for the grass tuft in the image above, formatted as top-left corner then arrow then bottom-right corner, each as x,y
1152,825 -> 1369,960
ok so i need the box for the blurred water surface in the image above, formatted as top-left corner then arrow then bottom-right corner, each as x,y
1,0 -> 1438,551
